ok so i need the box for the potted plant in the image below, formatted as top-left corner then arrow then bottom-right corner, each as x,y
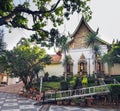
79,98 -> 86,107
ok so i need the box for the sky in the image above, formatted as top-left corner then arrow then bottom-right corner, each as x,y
3,0 -> 120,51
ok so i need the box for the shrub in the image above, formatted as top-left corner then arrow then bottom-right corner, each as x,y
49,75 -> 59,82
60,80 -> 69,90
43,72 -> 49,81
114,76 -> 120,82
109,84 -> 120,102
109,84 -> 120,95
82,75 -> 88,85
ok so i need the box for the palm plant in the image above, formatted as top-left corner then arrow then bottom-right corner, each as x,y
63,55 -> 72,79
55,35 -> 69,80
102,40 -> 120,74
85,28 -> 101,74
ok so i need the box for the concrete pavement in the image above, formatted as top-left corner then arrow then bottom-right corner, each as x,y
49,105 -> 120,111
0,92 -> 41,111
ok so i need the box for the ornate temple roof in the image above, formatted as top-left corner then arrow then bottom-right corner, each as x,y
69,16 -> 110,46
80,53 -> 85,60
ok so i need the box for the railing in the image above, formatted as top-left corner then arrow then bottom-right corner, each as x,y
113,79 -> 120,84
43,84 -> 109,102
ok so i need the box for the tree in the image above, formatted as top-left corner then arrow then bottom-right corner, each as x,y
0,38 -> 51,90
102,40 -> 120,67
0,29 -> 7,73
63,55 -> 72,80
0,0 -> 92,47
0,29 -> 6,55
56,35 -> 70,80
85,28 -> 101,74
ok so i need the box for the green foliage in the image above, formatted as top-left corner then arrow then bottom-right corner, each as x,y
49,75 -> 59,82
0,29 -> 6,55
85,28 -> 99,48
0,38 -> 51,90
63,55 -> 71,66
32,21 -> 46,30
0,0 -> 14,15
85,28 -> 101,73
60,80 -> 69,90
114,76 -> 120,82
0,0 -> 91,47
12,14 -> 28,28
109,84 -> 120,99
102,40 -> 120,66
82,75 -> 88,84
0,29 -> 7,73
85,28 -> 101,57
70,80 -> 76,87
69,74 -> 79,89
72,98 -> 80,105
88,77 -> 96,86
43,72 -> 49,81
43,82 -> 60,91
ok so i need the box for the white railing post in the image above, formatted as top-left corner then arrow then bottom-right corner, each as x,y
89,87 -> 90,93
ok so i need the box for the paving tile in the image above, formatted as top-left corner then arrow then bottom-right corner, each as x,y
0,92 -> 40,111
1,109 -> 20,111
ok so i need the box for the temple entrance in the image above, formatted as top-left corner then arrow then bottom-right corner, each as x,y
78,54 -> 87,77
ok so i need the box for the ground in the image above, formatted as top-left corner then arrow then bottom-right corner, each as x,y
0,83 -> 120,111
0,92 -> 40,111
0,82 -> 24,94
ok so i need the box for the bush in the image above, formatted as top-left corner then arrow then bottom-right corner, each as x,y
49,75 -> 59,82
49,75 -> 64,82
43,72 -> 49,81
109,84 -> 120,95
70,80 -> 76,88
82,75 -> 88,85
109,84 -> 120,102
60,80 -> 69,90
43,82 -> 60,91
69,75 -> 78,89
114,76 -> 120,82
88,77 -> 95,83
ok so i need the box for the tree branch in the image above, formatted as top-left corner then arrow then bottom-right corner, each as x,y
0,0 -> 61,26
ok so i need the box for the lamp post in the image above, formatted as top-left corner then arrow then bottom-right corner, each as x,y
39,70 -> 44,94
39,76 -> 43,93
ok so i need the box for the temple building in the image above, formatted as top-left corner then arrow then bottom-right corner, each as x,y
45,17 -> 120,77
68,17 -> 109,76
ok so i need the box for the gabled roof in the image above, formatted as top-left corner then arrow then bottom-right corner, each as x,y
72,16 -> 95,36
70,16 -> 110,46
50,54 -> 62,64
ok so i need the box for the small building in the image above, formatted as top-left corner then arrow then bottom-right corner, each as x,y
44,53 -> 64,76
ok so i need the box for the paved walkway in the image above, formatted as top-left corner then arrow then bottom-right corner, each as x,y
0,82 -> 24,94
0,92 -> 41,111
49,105 -> 120,111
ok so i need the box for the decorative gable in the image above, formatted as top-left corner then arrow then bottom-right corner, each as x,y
69,17 -> 110,49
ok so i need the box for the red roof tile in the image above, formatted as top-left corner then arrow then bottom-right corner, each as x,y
51,54 -> 62,64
